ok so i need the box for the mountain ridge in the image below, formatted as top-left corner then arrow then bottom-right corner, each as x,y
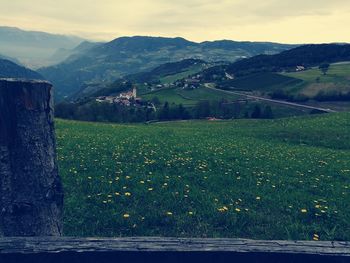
0,26 -> 85,68
0,58 -> 44,79
38,35 -> 297,100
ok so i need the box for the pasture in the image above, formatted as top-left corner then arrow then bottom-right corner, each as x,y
142,86 -> 240,106
282,63 -> 350,96
56,112 -> 350,240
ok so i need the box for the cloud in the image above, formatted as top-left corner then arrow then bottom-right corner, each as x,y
1,0 -> 350,43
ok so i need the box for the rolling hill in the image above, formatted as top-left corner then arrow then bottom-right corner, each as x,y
210,63 -> 350,103
0,59 -> 44,79
73,59 -> 210,99
195,44 -> 350,105
0,54 -> 22,65
38,36 -> 296,100
201,44 -> 350,81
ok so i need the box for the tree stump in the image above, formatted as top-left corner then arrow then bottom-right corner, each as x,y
0,78 -> 63,237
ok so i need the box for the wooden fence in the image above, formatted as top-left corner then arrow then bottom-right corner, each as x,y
0,237 -> 350,263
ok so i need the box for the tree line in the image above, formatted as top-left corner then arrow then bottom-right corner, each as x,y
55,99 -> 274,123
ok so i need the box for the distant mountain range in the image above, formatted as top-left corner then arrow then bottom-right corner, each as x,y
0,26 -> 86,68
37,36 -> 297,100
1,37 -> 349,110
0,58 -> 43,79
0,54 -> 22,65
72,44 -> 350,107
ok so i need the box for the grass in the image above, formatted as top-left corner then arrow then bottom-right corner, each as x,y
142,86 -> 241,106
220,64 -> 350,100
177,86 -> 240,101
227,72 -> 303,92
281,63 -> 350,96
142,88 -> 195,105
283,64 -> 350,83
160,65 -> 204,84
56,112 -> 350,240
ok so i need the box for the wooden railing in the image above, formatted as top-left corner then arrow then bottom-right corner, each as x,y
0,237 -> 350,262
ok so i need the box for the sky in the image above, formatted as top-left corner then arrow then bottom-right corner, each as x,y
1,0 -> 350,43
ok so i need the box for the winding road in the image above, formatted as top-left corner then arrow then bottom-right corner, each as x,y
207,86 -> 337,113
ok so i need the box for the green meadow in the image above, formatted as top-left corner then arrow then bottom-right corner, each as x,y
281,63 -> 350,96
56,112 -> 350,240
142,86 -> 240,106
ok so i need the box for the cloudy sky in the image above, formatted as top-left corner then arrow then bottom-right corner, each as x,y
1,0 -> 350,43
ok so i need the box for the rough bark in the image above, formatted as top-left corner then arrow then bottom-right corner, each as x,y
0,78 -> 63,237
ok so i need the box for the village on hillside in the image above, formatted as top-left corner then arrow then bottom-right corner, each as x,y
95,86 -> 157,111
95,86 -> 141,106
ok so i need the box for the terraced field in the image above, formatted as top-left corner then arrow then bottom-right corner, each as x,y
56,112 -> 350,240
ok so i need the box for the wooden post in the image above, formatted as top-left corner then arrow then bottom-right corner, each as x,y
0,78 -> 63,237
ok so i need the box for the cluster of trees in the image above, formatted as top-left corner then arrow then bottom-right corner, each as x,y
192,100 -> 273,119
314,90 -> 350,101
55,99 -> 274,123
55,102 -> 155,123
271,88 -> 350,102
270,89 -> 309,102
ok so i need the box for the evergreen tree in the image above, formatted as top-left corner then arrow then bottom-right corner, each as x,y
251,105 -> 262,119
262,105 -> 273,119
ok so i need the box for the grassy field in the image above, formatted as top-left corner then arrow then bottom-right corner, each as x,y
142,88 -> 193,105
223,63 -> 350,99
56,112 -> 350,240
281,63 -> 350,96
177,87 -> 240,101
228,72 -> 303,92
142,86 -> 241,106
160,64 -> 204,84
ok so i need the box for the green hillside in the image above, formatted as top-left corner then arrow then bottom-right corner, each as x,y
221,72 -> 303,91
56,112 -> 350,240
160,63 -> 205,84
142,86 -> 241,106
282,63 -> 350,97
213,63 -> 350,106
0,58 -> 44,79
38,36 -> 295,100
199,44 -> 350,103
73,59 -> 210,99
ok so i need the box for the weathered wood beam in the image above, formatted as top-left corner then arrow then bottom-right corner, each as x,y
0,237 -> 349,263
0,78 -> 63,237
